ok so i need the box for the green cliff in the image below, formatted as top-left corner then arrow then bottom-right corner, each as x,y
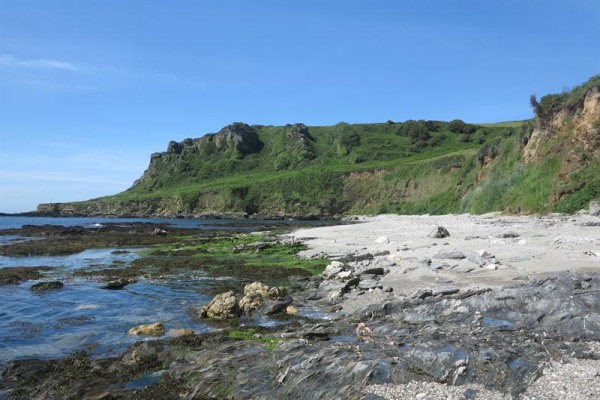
39,76 -> 600,217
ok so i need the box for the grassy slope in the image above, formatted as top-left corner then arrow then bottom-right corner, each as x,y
75,76 -> 599,216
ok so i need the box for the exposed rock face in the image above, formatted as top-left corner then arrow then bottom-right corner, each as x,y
524,88 -> 600,167
214,122 -> 261,155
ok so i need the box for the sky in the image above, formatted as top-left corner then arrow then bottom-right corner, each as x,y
0,0 -> 598,213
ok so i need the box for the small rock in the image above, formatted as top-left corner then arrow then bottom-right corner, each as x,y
383,286 -> 393,292
128,322 -> 165,336
168,328 -> 194,337
467,252 -> 486,266
433,251 -> 466,260
358,279 -> 383,290
286,305 -> 298,314
477,249 -> 494,258
485,264 -> 498,270
151,228 -> 167,236
362,267 -> 385,276
101,278 -> 136,290
428,226 -> 450,238
418,256 -> 432,265
375,236 -> 390,244
416,393 -> 427,400
197,291 -> 241,319
518,239 -> 528,245
412,288 -> 433,299
433,286 -> 460,296
499,232 -> 520,238
30,281 -> 63,292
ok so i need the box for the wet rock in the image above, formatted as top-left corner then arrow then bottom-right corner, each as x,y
0,275 -> 21,285
244,281 -> 269,296
428,226 -> 450,238
239,292 -> 265,314
30,281 -> 63,292
128,322 -> 165,336
167,328 -> 194,337
263,295 -> 293,315
266,286 -> 288,300
433,251 -> 466,260
101,278 -> 137,290
196,291 -> 241,319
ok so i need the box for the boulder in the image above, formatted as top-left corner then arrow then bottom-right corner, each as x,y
428,226 -> 450,238
238,292 -> 265,314
263,296 -> 293,315
467,252 -> 486,267
128,322 -> 165,336
198,291 -> 241,319
266,286 -> 287,300
168,328 -> 194,337
244,282 -> 269,296
30,281 -> 63,292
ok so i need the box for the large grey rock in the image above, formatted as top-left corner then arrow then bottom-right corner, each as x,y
30,281 -> 63,292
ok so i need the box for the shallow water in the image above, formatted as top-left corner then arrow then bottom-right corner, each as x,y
0,276 -> 214,364
0,216 -> 340,365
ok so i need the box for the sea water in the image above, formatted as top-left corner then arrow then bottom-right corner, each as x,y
0,216 -> 333,364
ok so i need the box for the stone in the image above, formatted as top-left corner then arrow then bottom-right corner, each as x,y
428,226 -> 450,238
263,296 -> 293,315
101,278 -> 136,290
358,279 -> 383,290
375,236 -> 390,244
433,251 -> 466,260
238,292 -> 265,314
198,291 -> 241,319
266,286 -> 288,300
477,249 -> 493,258
418,256 -> 432,265
244,282 -> 269,296
168,329 -> 194,337
286,305 -> 298,314
128,322 -> 165,336
432,286 -> 460,296
412,288 -> 433,299
30,281 -> 63,292
589,200 -> 600,216
151,228 -> 167,236
467,252 -> 486,266
362,267 -> 385,276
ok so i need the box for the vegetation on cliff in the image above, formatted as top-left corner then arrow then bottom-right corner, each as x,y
42,76 -> 600,216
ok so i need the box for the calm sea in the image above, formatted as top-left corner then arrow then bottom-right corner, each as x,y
0,216 -> 334,364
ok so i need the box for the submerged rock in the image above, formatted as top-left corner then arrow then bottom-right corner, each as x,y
30,281 -> 63,292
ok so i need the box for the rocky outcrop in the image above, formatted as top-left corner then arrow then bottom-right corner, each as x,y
238,282 -> 292,316
193,290 -> 241,319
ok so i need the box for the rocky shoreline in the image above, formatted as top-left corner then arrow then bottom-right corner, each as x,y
1,213 -> 599,399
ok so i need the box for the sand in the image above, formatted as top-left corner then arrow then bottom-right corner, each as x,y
291,212 -> 600,313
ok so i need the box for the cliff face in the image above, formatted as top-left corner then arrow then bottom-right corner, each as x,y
36,77 -> 600,218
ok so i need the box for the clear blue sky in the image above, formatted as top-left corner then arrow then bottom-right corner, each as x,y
0,0 -> 598,213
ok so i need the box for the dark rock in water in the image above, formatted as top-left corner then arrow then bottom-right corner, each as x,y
262,295 -> 293,315
30,281 -> 63,292
101,278 -> 137,290
0,275 -> 21,285
428,226 -> 450,238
